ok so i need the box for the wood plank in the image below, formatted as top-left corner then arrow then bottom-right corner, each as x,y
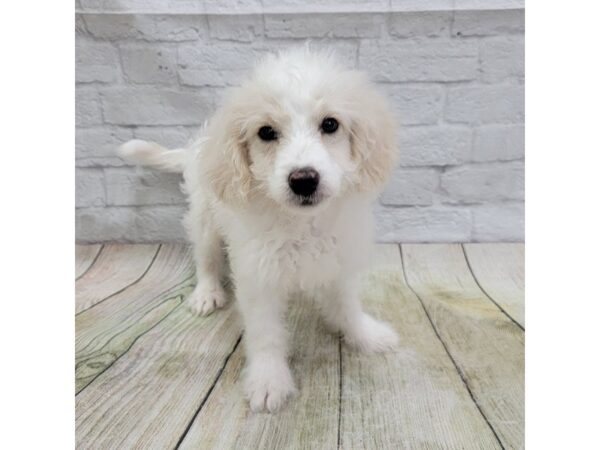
75,244 -> 194,393
75,244 -> 160,313
178,295 -> 340,449
402,244 -> 524,450
340,245 -> 501,449
75,244 -> 102,279
463,243 -> 525,328
75,292 -> 241,449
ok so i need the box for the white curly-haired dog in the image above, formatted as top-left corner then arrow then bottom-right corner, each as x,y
118,47 -> 399,412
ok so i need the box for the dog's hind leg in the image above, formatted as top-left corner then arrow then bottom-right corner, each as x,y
317,277 -> 399,353
184,197 -> 228,316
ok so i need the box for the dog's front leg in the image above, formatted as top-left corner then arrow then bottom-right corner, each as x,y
236,279 -> 296,413
318,277 -> 399,353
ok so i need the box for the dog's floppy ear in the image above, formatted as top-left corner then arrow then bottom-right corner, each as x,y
347,75 -> 398,192
202,97 -> 253,205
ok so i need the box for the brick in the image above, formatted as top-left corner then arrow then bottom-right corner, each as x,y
261,0 -> 388,13
132,126 -> 194,149
472,203 -> 524,241
453,9 -> 524,36
82,14 -> 207,41
359,40 -> 478,82
76,205 -> 187,242
180,41 -> 325,71
178,66 -> 248,88
380,168 -> 439,206
472,125 -> 524,162
298,40 -> 358,66
480,36 -> 524,83
80,0 -> 262,15
381,85 -> 443,125
399,126 -> 471,167
76,127 -> 133,166
120,45 -> 177,84
78,0 -> 163,11
76,39 -> 120,83
101,87 -> 215,125
374,205 -> 471,242
178,42 -> 259,69
265,13 -> 384,38
105,167 -> 185,206
445,85 -> 524,124
76,168 -> 105,207
390,0 -> 454,10
388,11 -> 452,37
76,88 -> 103,126
208,14 -> 264,42
75,13 -> 87,33
178,41 -> 356,87
441,162 -> 524,203
203,0 -> 262,14
78,0 -> 102,10
81,0 -> 261,13
178,42 -> 263,87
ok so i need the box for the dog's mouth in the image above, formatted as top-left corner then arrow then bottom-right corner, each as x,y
288,192 -> 325,209
300,196 -> 317,206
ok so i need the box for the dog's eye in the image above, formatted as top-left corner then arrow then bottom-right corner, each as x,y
321,117 -> 339,134
258,126 -> 278,142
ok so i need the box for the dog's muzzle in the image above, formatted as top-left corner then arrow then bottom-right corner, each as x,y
288,167 -> 320,205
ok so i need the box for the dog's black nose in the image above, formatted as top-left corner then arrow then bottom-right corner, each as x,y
288,167 -> 320,197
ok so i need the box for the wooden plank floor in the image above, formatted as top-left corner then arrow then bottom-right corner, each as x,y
75,243 -> 524,449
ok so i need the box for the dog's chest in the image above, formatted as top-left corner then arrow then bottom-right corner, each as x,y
280,230 -> 339,289
221,199 -> 372,292
252,221 -> 341,291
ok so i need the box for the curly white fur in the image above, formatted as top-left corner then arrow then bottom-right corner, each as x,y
118,46 -> 399,413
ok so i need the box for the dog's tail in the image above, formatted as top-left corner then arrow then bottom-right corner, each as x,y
117,139 -> 186,173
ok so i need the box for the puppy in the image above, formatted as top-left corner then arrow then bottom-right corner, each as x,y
118,47 -> 399,413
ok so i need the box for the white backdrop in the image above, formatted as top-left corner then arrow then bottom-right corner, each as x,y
75,1 -> 524,242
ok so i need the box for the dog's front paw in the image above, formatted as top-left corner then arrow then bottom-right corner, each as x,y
343,314 -> 399,353
244,360 -> 297,413
186,280 -> 227,316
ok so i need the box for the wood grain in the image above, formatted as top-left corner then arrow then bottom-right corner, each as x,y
75,244 -> 194,393
178,294 -> 340,449
463,243 -> 525,328
75,244 -> 102,279
340,245 -> 502,449
75,244 -> 159,313
402,244 -> 524,450
74,243 -> 525,448
76,295 -> 241,449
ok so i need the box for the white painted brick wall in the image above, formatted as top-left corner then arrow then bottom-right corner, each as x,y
388,11 -> 452,37
399,126 -> 471,166
440,161 -> 524,203
445,85 -> 524,124
120,45 -> 179,84
75,5 -> 524,243
105,168 -> 185,207
380,168 -> 440,206
472,125 -> 524,162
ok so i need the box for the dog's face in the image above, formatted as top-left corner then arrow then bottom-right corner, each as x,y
245,94 -> 355,212
203,48 -> 397,214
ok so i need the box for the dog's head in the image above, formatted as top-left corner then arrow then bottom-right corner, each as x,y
202,47 -> 397,214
